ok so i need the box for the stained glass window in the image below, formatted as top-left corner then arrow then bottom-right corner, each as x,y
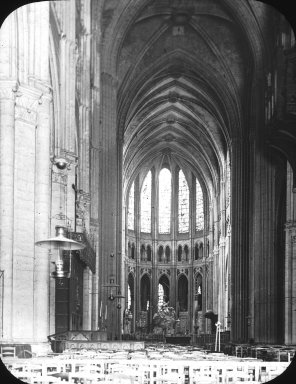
196,179 -> 204,231
127,182 -> 134,230
140,171 -> 152,233
178,170 -> 189,233
127,284 -> 131,310
159,168 -> 171,233
158,284 -> 164,309
226,154 -> 231,207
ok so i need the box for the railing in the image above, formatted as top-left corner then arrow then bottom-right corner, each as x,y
122,333 -> 165,342
47,330 -> 107,353
194,331 -> 230,350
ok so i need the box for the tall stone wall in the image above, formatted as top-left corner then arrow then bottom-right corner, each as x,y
0,2 -> 51,353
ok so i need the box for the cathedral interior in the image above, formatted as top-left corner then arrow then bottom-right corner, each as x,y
0,0 -> 296,356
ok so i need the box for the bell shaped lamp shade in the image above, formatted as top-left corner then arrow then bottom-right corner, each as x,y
35,226 -> 85,251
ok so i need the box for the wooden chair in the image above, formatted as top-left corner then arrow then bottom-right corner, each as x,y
32,376 -> 62,384
0,346 -> 16,358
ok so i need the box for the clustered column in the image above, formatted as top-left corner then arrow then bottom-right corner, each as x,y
284,163 -> 296,344
0,84 -> 16,342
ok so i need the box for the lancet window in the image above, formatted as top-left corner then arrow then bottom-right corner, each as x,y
141,171 -> 152,233
159,168 -> 171,234
196,179 -> 204,231
128,182 -> 135,230
178,170 -> 189,233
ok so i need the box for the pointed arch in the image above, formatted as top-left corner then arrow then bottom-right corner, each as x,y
178,274 -> 188,312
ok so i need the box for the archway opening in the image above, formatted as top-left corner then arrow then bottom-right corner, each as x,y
158,274 -> 170,310
178,274 -> 188,312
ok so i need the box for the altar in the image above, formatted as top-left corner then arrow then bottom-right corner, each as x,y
64,340 -> 145,351
48,330 -> 145,352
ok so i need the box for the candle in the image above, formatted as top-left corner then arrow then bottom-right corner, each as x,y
100,301 -> 102,318
105,304 -> 107,320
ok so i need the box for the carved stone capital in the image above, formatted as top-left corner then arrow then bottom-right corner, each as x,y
14,85 -> 46,125
285,222 -> 296,241
52,170 -> 68,185
90,218 -> 99,228
58,150 -> 78,168
219,237 -> 226,248
0,80 -> 19,100
27,76 -> 52,99
213,246 -> 219,255
285,221 -> 296,231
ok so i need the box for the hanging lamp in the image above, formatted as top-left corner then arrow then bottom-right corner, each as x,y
35,226 -> 85,278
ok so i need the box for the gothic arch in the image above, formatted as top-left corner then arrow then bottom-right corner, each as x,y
178,274 -> 188,312
158,274 -> 170,306
140,274 -> 151,311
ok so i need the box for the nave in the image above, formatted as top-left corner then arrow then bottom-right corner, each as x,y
1,3 -> 296,383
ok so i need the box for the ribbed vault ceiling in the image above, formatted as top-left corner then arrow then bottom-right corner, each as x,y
100,0 -> 268,196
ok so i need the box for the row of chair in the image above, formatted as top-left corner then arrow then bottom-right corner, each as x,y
3,357 -> 289,384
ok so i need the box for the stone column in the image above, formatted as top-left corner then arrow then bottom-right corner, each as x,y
134,177 -> 140,327
0,83 -> 17,342
34,91 -> 51,344
90,130 -> 100,331
89,4 -> 101,333
230,137 -> 249,343
152,169 -> 159,316
284,223 -> 296,344
251,147 -> 279,343
188,265 -> 193,334
0,3 -> 17,343
284,164 -> 296,344
219,179 -> 226,328
99,72 -> 119,339
212,245 -> 219,314
218,236 -> 226,329
83,267 -> 92,330
91,270 -> 98,330
225,225 -> 231,331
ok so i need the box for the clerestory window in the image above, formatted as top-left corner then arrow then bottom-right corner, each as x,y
178,170 -> 189,233
159,168 -> 171,234
141,171 -> 152,233
128,182 -> 135,230
196,179 -> 204,231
